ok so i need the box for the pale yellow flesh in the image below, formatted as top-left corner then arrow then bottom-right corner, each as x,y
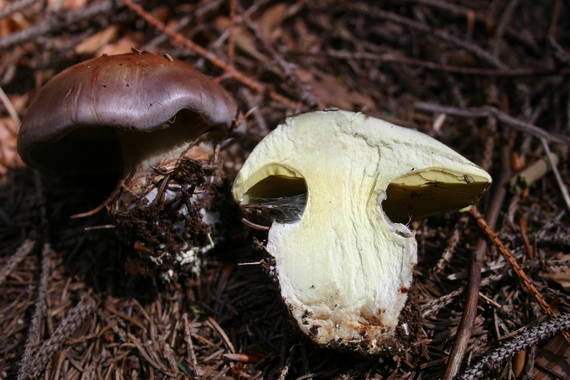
233,110 -> 491,352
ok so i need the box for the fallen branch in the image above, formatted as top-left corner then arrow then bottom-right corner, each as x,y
0,0 -> 118,50
414,102 -> 570,144
299,50 -> 570,77
333,2 -> 507,69
0,0 -> 39,20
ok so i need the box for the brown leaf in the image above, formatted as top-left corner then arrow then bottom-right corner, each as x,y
0,117 -> 23,179
257,3 -> 288,42
0,13 -> 30,39
0,94 -> 27,166
98,36 -> 140,56
297,69 -> 375,110
47,0 -> 87,10
541,253 -> 570,291
535,334 -> 570,379
541,272 -> 570,291
215,17 -> 268,62
75,26 -> 119,55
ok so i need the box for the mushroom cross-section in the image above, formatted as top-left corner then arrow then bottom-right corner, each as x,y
232,110 -> 491,353
17,51 -> 237,278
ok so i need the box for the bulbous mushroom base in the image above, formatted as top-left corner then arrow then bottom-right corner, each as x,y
255,253 -> 420,356
108,152 -> 221,281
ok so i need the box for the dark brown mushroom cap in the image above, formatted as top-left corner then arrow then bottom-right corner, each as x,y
18,51 -> 237,172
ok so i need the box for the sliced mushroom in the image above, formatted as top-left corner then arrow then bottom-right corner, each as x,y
18,51 -> 237,278
232,110 -> 491,353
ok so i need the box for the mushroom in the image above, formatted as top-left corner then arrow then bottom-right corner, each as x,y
18,51 -> 237,278
232,110 -> 491,353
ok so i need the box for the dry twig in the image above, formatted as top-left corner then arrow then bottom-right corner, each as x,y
471,207 -> 570,343
0,0 -> 118,50
434,218 -> 465,274
305,50 -> 570,77
142,0 -> 224,50
541,138 -> 570,214
121,0 -> 299,109
334,2 -> 507,69
0,0 -> 39,20
421,275 -> 502,318
415,102 -> 570,145
492,0 -> 521,56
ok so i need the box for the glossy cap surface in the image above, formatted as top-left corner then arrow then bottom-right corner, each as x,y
18,52 -> 236,171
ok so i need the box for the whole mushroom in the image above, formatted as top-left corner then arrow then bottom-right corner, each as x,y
232,110 -> 492,354
18,51 -> 237,279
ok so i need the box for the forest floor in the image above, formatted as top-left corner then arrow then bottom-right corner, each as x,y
0,0 -> 569,379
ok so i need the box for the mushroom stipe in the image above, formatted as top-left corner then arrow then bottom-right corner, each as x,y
110,157 -> 218,280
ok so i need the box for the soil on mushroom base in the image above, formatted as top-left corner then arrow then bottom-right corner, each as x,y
110,157 -> 238,279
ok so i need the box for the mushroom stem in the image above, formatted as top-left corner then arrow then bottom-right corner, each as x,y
116,111 -> 212,193
109,128 -> 219,280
